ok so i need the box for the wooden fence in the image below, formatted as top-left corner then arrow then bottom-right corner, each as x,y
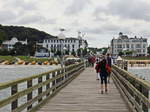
112,65 -> 150,112
0,62 -> 84,112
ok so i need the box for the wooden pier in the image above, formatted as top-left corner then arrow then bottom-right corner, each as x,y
0,62 -> 150,112
37,67 -> 129,112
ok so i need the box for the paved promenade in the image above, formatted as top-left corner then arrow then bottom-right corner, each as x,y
37,67 -> 129,112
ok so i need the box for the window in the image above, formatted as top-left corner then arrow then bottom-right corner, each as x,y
143,44 -> 146,48
117,39 -> 122,43
117,44 -> 122,48
136,44 -> 141,48
126,44 -> 129,48
131,44 -> 134,48
123,44 -> 125,48
72,44 -> 74,48
137,49 -> 141,53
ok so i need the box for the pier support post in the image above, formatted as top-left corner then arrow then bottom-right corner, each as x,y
11,84 -> 18,111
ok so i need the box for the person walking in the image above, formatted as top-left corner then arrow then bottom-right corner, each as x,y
106,53 -> 112,83
98,58 -> 111,94
95,62 -> 100,80
91,56 -> 95,67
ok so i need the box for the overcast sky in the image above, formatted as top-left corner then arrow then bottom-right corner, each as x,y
0,0 -> 150,48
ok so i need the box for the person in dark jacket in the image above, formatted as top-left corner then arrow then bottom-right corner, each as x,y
98,58 -> 110,94
106,53 -> 112,83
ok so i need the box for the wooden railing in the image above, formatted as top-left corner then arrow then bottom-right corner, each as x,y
112,65 -> 150,112
0,62 -> 84,112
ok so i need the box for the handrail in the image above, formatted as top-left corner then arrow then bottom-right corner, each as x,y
0,63 -> 77,90
112,64 -> 150,112
0,62 -> 84,112
113,65 -> 150,90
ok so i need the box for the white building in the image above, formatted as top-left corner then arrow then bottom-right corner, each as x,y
38,32 -> 88,56
111,32 -> 148,56
2,37 -> 27,50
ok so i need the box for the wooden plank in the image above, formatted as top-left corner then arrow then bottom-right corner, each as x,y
37,67 -> 129,112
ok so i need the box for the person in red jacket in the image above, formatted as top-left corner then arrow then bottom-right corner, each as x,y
98,58 -> 110,94
95,62 -> 100,80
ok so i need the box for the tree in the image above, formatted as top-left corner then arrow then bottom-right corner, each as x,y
119,51 -> 124,56
71,51 -> 76,56
77,49 -> 81,57
13,42 -> 24,55
82,48 -> 87,56
26,41 -> 36,56
0,49 -> 10,55
65,50 -> 69,55
0,31 -> 6,45
13,42 -> 29,55
55,50 -> 61,56
126,51 -> 133,56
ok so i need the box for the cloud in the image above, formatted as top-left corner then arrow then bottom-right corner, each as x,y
0,10 -> 17,23
0,0 -> 150,47
64,0 -> 91,15
94,0 -> 150,21
16,14 -> 56,24
81,23 -> 131,36
3,0 -> 37,11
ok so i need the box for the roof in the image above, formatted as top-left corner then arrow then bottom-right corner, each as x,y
116,56 -> 123,61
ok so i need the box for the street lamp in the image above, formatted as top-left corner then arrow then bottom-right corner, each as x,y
123,48 -> 127,56
80,45 -> 84,59
60,46 -> 67,68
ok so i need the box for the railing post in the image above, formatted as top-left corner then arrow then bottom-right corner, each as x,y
56,70 -> 60,86
148,90 -> 150,112
38,76 -> 42,102
11,84 -> 18,111
52,71 -> 56,92
124,60 -> 128,71
46,73 -> 50,97
27,80 -> 32,110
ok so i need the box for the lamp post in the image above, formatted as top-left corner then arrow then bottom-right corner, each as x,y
80,45 -> 84,60
123,48 -> 127,56
61,46 -> 67,68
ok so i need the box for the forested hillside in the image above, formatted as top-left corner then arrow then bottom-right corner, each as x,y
0,24 -> 56,44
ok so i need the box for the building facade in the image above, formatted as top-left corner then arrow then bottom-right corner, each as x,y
38,32 -> 88,56
2,37 -> 27,50
111,32 -> 148,56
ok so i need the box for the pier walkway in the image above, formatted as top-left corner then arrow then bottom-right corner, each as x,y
37,67 -> 129,112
